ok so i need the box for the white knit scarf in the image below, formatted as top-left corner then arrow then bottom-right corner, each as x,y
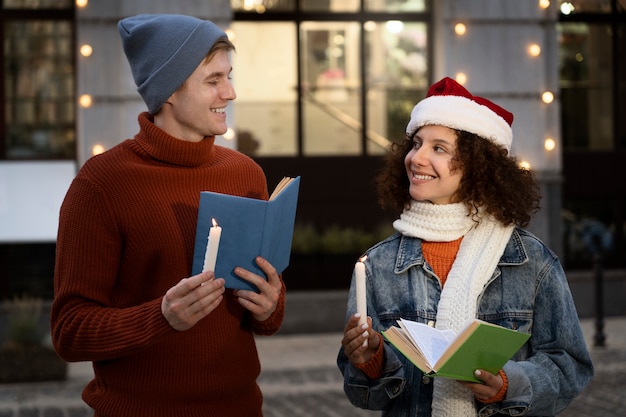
393,201 -> 514,417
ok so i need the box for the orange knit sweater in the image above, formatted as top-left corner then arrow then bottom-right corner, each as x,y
421,237 -> 463,287
51,113 -> 285,417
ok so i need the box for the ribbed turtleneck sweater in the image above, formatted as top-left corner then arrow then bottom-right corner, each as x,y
422,237 -> 463,287
51,112 -> 285,417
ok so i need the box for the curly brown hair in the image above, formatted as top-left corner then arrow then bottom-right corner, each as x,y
376,130 -> 541,227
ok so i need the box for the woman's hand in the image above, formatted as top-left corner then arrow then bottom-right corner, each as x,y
458,369 -> 504,401
341,314 -> 380,365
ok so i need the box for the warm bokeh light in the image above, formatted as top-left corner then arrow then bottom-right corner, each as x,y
560,2 -> 575,14
225,29 -> 235,42
223,128 -> 235,141
364,21 -> 376,32
91,143 -> 105,155
454,23 -> 467,36
92,144 -> 105,156
79,94 -> 92,108
519,160 -> 531,170
76,0 -> 88,8
79,44 -> 93,57
528,43 -> 541,57
386,21 -> 404,34
455,72 -> 467,85
544,138 -> 556,151
542,91 -> 555,104
539,0 -> 550,9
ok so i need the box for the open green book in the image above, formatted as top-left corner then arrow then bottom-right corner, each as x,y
382,318 -> 530,383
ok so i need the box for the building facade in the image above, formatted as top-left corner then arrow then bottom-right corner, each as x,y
1,0 -> 624,299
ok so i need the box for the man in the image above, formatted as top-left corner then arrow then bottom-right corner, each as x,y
51,14 -> 285,417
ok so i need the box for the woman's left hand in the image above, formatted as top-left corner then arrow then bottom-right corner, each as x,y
458,369 -> 504,401
232,256 -> 282,321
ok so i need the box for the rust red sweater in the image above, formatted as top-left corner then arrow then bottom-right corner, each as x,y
51,112 -> 285,417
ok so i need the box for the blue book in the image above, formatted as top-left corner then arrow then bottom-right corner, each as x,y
191,176 -> 300,291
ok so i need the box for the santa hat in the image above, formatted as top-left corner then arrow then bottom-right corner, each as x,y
406,77 -> 513,152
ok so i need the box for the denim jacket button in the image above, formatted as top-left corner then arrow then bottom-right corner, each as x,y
422,375 -> 431,384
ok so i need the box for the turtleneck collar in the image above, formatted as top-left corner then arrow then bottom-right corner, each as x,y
133,112 -> 216,167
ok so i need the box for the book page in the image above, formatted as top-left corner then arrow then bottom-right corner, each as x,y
399,319 -> 456,367
269,177 -> 293,200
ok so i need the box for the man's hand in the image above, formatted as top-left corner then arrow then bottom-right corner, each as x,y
232,256 -> 282,321
161,271 -> 225,331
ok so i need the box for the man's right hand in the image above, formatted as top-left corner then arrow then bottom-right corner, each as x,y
161,271 -> 225,331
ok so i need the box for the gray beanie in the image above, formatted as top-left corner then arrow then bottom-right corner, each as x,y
118,14 -> 227,115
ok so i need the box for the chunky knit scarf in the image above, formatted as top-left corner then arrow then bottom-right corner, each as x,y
394,201 -> 514,417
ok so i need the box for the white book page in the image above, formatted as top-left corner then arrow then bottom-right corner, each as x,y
399,319 -> 457,367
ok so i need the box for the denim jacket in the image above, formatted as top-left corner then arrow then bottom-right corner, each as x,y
337,228 -> 593,417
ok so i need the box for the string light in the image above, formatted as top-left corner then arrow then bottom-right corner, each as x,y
223,128 -> 235,141
92,144 -> 105,156
79,94 -> 93,108
528,43 -> 541,57
79,44 -> 93,57
560,2 -> 575,15
454,23 -> 467,36
455,72 -> 467,85
541,91 -> 554,104
544,138 -> 556,151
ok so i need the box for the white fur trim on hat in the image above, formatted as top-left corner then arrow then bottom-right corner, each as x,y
406,93 -> 513,152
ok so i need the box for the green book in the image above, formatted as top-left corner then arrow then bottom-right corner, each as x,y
382,318 -> 530,383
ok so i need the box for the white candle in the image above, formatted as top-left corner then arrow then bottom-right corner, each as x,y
203,218 -> 222,272
355,256 -> 367,326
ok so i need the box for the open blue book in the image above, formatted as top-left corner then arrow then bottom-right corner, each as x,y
191,176 -> 300,291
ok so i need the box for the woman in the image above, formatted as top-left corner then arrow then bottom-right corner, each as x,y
337,77 -> 593,417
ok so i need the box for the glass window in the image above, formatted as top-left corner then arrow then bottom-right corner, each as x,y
232,0 -> 431,156
230,0 -> 295,12
3,19 -> 75,159
301,0 -> 359,12
560,0 -> 615,13
3,0 -> 72,7
365,21 -> 428,155
558,22 -> 613,151
300,21 -> 361,156
231,22 -> 298,156
365,0 -> 427,12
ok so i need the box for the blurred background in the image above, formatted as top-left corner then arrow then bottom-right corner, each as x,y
0,0 -> 624,336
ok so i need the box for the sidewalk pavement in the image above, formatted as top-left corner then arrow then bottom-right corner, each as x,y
0,316 -> 624,417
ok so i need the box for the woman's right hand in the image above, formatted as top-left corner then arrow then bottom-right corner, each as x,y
341,313 -> 381,365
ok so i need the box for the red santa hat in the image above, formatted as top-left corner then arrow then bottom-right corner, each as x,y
406,77 -> 514,152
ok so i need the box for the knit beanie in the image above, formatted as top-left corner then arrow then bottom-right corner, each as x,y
406,77 -> 514,152
118,14 -> 228,115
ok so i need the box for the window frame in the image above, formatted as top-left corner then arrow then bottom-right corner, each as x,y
0,4 -> 76,160
233,4 -> 432,157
